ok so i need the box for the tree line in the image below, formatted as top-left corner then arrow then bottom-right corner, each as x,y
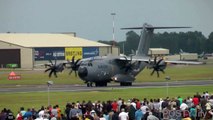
98,31 -> 213,55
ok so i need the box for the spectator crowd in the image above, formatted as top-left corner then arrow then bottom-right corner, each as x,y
0,91 -> 213,120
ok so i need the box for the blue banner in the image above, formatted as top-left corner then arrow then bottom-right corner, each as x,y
83,47 -> 99,58
34,48 -> 65,60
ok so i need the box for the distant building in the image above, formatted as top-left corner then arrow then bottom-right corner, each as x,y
0,33 -> 117,69
148,48 -> 169,57
165,53 -> 198,61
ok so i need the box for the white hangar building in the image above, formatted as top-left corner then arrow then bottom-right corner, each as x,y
0,33 -> 115,69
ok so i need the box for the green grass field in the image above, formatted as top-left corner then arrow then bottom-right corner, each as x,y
0,85 -> 212,114
0,64 -> 213,86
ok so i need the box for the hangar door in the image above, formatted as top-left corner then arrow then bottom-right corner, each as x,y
0,49 -> 20,68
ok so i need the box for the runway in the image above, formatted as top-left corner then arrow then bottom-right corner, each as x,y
0,80 -> 213,93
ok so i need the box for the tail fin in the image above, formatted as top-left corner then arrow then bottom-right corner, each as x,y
121,23 -> 191,57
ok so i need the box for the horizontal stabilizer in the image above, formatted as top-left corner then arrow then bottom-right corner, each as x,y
121,26 -> 191,30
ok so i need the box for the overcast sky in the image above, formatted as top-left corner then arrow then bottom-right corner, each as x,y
0,0 -> 213,41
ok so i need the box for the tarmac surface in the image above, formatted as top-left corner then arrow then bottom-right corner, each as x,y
0,80 -> 213,93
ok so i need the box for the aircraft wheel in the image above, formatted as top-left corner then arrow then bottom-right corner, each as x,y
89,82 -> 93,87
87,83 -> 90,87
87,82 -> 93,87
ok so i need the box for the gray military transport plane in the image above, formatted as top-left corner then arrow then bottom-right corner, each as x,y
45,23 -> 203,87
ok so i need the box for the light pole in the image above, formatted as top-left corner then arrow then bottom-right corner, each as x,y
111,13 -> 116,44
165,76 -> 170,97
47,81 -> 53,106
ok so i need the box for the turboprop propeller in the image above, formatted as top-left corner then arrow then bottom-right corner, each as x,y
67,56 -> 81,77
44,59 -> 65,78
148,57 -> 166,77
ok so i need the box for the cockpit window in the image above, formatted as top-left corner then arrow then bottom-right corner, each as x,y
80,62 -> 93,67
80,62 -> 87,66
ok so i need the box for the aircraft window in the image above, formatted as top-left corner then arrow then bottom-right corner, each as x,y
80,62 -> 88,66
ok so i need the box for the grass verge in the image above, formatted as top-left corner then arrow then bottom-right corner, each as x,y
0,85 -> 212,114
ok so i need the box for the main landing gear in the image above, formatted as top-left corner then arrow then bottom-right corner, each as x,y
87,82 -> 93,87
120,82 -> 132,86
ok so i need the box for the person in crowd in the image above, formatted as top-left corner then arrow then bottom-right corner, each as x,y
117,98 -> 122,112
16,111 -> 22,120
190,105 -> 196,120
148,99 -> 154,111
186,96 -> 193,109
192,95 -> 199,106
69,104 -> 82,120
56,105 -> 62,120
141,103 -> 149,115
135,107 -> 143,120
118,109 -> 128,120
108,109 -> 114,120
6,109 -> 15,120
86,100 -> 93,112
143,108 -> 150,120
38,106 -> 45,119
178,96 -> 183,105
51,106 -> 58,119
23,108 -> 32,120
112,109 -> 119,120
31,107 -> 37,119
147,112 -> 159,120
128,100 -> 136,120
200,96 -> 207,113
153,99 -> 160,112
65,103 -> 72,120
208,95 -> 213,108
161,98 -> 169,109
19,107 -> 26,117
111,100 -> 118,112
0,109 -> 7,120
205,91 -> 209,100
180,99 -> 188,111
208,109 -> 213,120
170,98 -> 177,110
175,97 -> 180,108
120,100 -> 127,112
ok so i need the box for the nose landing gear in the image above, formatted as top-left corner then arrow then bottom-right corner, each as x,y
86,82 -> 93,87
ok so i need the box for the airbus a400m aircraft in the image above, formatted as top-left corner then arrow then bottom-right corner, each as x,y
45,23 -> 203,87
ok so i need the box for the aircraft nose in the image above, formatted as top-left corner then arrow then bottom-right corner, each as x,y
78,67 -> 88,78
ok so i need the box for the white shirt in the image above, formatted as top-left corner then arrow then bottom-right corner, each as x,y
141,106 -> 148,114
38,110 -> 45,118
119,112 -> 128,120
180,103 -> 188,111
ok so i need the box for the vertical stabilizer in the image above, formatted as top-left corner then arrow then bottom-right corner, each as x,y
136,23 -> 154,56
121,23 -> 191,57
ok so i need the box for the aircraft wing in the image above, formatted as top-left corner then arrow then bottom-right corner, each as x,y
163,60 -> 204,65
119,56 -> 204,65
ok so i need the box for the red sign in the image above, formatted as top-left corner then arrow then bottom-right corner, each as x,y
8,75 -> 21,80
8,71 -> 21,80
